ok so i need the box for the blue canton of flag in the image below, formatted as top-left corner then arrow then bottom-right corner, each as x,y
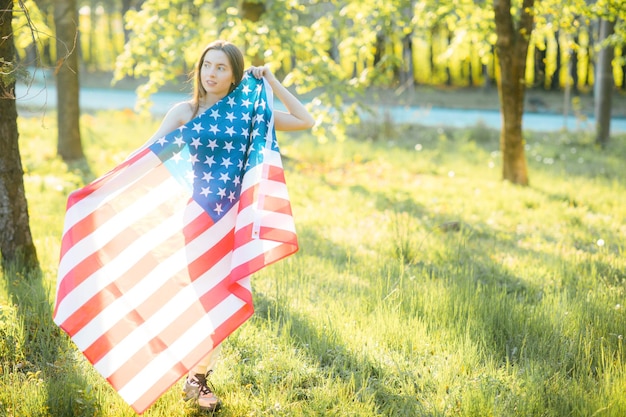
149,73 -> 279,222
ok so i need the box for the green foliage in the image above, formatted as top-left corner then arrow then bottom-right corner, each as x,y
5,110 -> 626,416
13,0 -> 626,95
2,1 -> 43,87
114,0 -> 372,141
12,0 -> 53,61
110,0 -> 626,148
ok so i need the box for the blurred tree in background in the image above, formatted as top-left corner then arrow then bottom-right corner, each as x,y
11,0 -> 626,180
53,0 -> 83,161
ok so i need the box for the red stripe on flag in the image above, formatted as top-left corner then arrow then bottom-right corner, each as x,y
258,226 -> 297,244
104,279 -> 240,389
234,222 -> 296,248
81,270 -> 193,364
259,195 -> 293,215
128,300 -> 255,413
80,232 -> 235,365
264,164 -> 286,182
56,220 -> 159,319
128,298 -> 255,413
60,161 -> 171,259
182,205 -> 214,242
55,178 -> 190,316
222,280 -> 253,308
64,148 -> 152,211
72,214 -> 227,362
231,243 -> 297,281
238,182 -> 258,209
129,361 -> 188,413
206,296 -> 254,348
187,227 -> 234,282
238,184 -> 291,218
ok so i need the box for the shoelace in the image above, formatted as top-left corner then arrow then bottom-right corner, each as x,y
193,371 -> 216,396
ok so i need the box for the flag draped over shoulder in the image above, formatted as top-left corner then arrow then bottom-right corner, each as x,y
53,74 -> 298,414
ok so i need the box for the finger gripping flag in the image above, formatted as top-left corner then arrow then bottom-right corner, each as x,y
53,75 -> 298,413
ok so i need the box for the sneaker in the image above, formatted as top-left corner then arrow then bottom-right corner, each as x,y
183,371 -> 221,412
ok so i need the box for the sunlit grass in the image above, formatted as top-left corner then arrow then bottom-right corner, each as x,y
2,111 -> 625,416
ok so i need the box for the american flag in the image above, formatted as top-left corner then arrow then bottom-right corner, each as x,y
53,74 -> 298,413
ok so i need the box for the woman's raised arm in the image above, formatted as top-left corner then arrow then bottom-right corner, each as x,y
248,66 -> 315,131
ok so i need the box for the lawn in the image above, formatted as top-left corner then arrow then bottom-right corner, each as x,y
1,110 -> 625,416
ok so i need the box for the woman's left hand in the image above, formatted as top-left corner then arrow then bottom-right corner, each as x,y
247,65 -> 275,81
246,65 -> 314,131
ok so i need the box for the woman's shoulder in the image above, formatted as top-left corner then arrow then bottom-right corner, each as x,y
166,100 -> 195,123
150,101 -> 196,140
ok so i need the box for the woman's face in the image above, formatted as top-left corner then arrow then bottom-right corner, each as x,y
200,49 -> 235,100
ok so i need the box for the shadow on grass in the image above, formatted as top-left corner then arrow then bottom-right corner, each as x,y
414,239 -> 624,414
372,193 -> 624,413
252,292 -> 433,416
1,261 -> 102,416
293,226 -> 352,265
288,179 -> 624,414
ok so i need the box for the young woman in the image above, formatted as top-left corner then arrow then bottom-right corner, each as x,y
146,40 -> 314,147
145,39 -> 313,412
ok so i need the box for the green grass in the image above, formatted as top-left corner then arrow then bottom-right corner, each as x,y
1,112 -> 625,416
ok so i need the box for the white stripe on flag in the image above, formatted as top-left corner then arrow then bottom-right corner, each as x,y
55,187 -> 199,325
116,294 -> 247,405
239,150 -> 283,190
67,204 -> 239,350
61,151 -> 161,234
94,256 -> 233,377
57,175 -> 183,281
236,196 -> 294,232
232,239 -> 284,267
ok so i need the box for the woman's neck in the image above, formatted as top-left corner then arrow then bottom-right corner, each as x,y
199,93 -> 226,109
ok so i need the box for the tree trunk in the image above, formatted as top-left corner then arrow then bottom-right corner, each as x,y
401,32 -> 415,90
121,0 -> 145,44
121,0 -> 133,44
622,50 -> 626,91
570,33 -> 579,94
482,45 -> 496,89
445,31 -> 452,86
373,31 -> 385,67
482,63 -> 491,88
106,5 -> 117,64
494,0 -> 533,186
550,30 -> 561,91
586,23 -> 596,89
594,18 -> 615,148
88,0 -> 96,70
481,46 -> 498,90
534,40 -> 546,88
54,0 -> 84,161
429,30 -> 435,82
0,0 -> 39,269
239,0 -> 266,66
